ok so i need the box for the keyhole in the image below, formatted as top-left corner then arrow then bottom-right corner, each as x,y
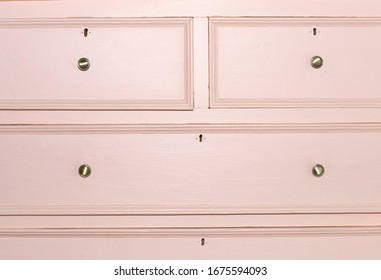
199,134 -> 203,142
313,28 -> 317,36
84,28 -> 89,37
201,238 -> 205,246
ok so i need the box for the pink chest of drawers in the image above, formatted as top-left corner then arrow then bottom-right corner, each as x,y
1,0 -> 381,259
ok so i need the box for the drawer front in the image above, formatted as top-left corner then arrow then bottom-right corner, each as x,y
0,18 -> 193,110
210,17 -> 381,108
1,227 -> 381,259
1,124 -> 381,215
1,215 -> 381,259
2,236 -> 381,260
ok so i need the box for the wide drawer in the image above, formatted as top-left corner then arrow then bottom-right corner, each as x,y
0,18 -> 193,110
1,124 -> 381,215
210,17 -> 381,108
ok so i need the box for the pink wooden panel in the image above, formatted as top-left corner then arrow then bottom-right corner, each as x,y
210,17 -> 381,108
0,18 -> 193,110
2,126 -> 381,215
1,235 -> 381,260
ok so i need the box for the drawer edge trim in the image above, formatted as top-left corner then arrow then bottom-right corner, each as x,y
2,204 -> 381,216
2,123 -> 381,133
1,226 -> 381,238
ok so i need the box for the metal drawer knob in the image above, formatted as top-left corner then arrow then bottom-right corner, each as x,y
312,164 -> 324,177
78,57 -> 90,71
78,164 -> 91,178
311,56 -> 323,69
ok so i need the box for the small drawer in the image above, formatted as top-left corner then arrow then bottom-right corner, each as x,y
1,215 -> 381,259
1,124 -> 381,216
2,233 -> 381,260
0,18 -> 193,110
209,17 -> 381,108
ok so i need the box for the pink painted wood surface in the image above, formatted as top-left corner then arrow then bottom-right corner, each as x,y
1,0 -> 381,260
2,109 -> 381,125
210,17 -> 381,108
1,214 -> 381,229
2,214 -> 381,259
1,235 -> 381,260
0,18 -> 193,110
1,0 -> 381,18
2,128 -> 381,215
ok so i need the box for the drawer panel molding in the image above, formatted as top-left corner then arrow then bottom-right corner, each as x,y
210,17 -> 381,108
0,18 -> 193,110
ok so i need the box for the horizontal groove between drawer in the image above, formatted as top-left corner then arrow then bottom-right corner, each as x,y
2,214 -> 379,227
0,209 -> 381,217
2,123 -> 381,133
2,205 -> 381,216
1,226 -> 381,238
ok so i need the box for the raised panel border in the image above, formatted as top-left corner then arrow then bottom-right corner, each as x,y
0,17 -> 193,110
209,17 -> 381,109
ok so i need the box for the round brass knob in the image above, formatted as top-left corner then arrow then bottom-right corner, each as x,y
311,56 -> 323,69
312,164 -> 325,177
78,164 -> 91,178
77,57 -> 90,71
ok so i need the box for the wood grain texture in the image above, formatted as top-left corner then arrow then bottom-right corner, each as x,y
0,18 -> 193,110
210,17 -> 381,108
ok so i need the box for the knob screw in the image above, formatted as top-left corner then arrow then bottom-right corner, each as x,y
311,56 -> 323,69
312,164 -> 325,177
78,164 -> 91,178
78,57 -> 90,71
